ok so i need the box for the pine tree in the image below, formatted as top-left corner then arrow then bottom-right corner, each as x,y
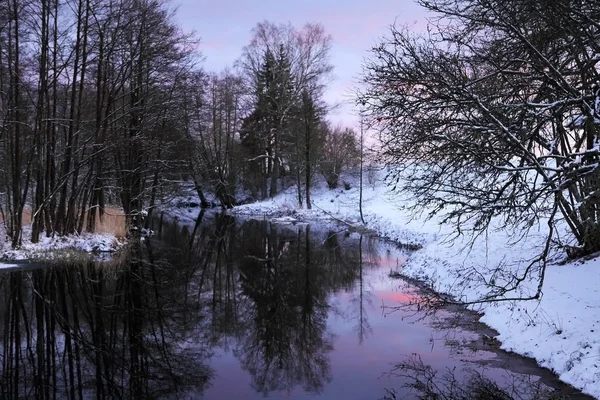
269,44 -> 295,197
241,47 -> 295,198
241,49 -> 275,198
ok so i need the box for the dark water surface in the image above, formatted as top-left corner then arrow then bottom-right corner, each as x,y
0,213 -> 592,399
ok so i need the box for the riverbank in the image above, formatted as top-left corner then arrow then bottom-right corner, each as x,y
0,224 -> 125,264
231,170 -> 600,399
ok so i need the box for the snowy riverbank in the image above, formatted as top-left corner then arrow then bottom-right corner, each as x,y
232,170 -> 600,399
0,224 -> 125,264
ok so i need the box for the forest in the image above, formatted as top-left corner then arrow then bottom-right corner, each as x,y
3,0 -> 600,270
0,0 -> 361,248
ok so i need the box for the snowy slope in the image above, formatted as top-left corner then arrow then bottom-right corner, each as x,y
232,168 -> 600,399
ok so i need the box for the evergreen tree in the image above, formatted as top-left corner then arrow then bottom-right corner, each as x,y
241,47 -> 295,199
239,22 -> 333,200
269,44 -> 295,197
240,49 -> 276,198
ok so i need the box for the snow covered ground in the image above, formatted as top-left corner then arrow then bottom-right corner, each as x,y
0,224 -> 125,264
232,168 -> 600,399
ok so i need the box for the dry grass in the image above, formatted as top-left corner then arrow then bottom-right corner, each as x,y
0,206 -> 127,238
0,207 -> 32,225
85,207 -> 127,238
22,208 -> 32,225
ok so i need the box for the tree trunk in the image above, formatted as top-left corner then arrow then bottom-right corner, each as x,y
305,123 -> 312,209
270,134 -> 279,197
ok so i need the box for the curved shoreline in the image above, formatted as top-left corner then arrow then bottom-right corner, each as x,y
228,193 -> 600,399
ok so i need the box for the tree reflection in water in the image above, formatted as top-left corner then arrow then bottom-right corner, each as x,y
0,242 -> 213,399
382,355 -> 572,400
235,222 -> 333,395
0,213 -> 370,398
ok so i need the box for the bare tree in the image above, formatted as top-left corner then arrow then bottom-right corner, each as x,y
1,0 -> 201,245
320,124 -> 360,190
359,114 -> 366,224
359,0 -> 600,301
185,70 -> 245,208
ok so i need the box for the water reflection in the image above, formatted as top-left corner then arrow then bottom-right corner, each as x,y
382,355 -> 568,400
0,213 -> 588,399
0,243 -> 213,399
157,215 -> 368,397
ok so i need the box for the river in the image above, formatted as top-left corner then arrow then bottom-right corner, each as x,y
0,212 -> 592,399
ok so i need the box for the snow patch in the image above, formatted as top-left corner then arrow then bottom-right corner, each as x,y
0,224 -> 126,262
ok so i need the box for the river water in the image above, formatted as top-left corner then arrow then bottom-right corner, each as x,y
0,213 -> 592,399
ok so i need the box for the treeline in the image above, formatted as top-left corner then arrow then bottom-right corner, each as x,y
0,0 -> 360,248
188,22 -> 361,210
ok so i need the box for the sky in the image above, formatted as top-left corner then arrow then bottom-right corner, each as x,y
173,0 -> 431,128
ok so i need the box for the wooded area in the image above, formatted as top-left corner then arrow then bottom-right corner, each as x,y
0,0 -> 361,248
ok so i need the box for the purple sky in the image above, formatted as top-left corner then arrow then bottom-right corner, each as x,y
174,0 -> 431,127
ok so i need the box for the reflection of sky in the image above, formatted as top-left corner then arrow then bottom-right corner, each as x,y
173,0 -> 431,127
204,241 -> 511,400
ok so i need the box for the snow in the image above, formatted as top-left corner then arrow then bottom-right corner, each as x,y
231,168 -> 600,399
158,183 -> 212,225
0,224 -> 125,262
